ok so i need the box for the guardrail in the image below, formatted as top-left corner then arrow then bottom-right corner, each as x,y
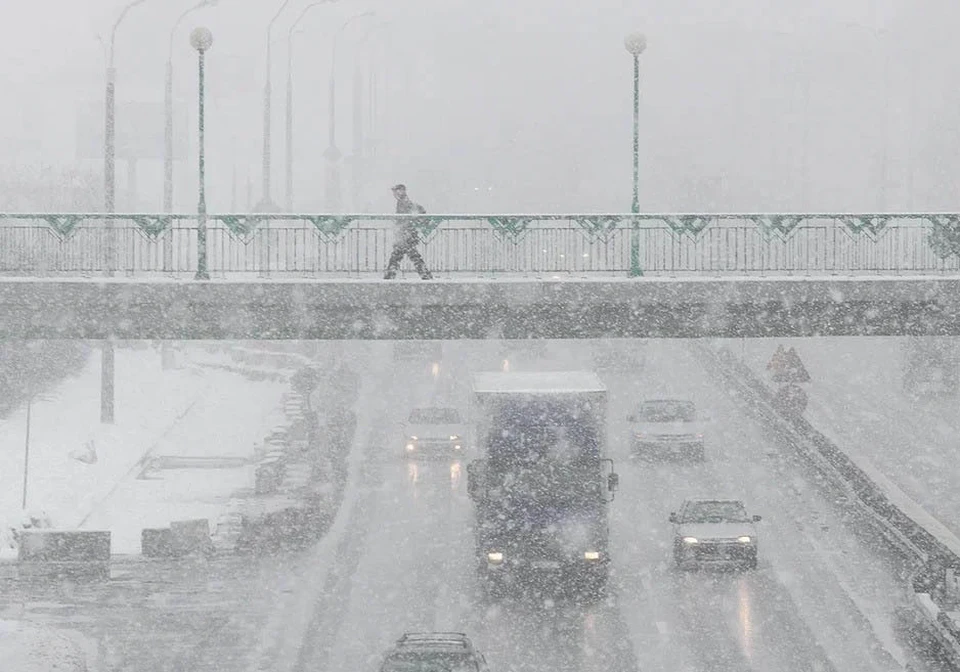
2,212 -> 960,277
694,342 -> 960,666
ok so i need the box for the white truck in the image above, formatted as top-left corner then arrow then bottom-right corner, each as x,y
465,371 -> 619,599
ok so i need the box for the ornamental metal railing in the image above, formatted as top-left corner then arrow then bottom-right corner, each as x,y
2,212 -> 960,278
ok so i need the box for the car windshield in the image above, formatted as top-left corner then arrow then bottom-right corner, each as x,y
382,651 -> 478,672
683,501 -> 750,523
409,408 -> 462,424
639,400 -> 696,422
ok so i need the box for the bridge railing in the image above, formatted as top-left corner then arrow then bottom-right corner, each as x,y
1,213 -> 959,277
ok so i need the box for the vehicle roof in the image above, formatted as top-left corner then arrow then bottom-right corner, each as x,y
409,406 -> 460,413
472,371 -> 605,394
682,498 -> 745,506
394,632 -> 473,649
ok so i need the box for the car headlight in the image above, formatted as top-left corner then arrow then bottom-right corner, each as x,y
487,552 -> 503,564
737,536 -> 753,544
584,551 -> 601,561
405,443 -> 416,451
409,436 -> 417,441
450,435 -> 460,441
682,537 -> 699,544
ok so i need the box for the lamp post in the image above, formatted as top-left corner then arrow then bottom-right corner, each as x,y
258,0 -> 295,212
286,1 -> 333,212
102,0 -> 151,423
106,0 -> 152,216
166,0 -> 218,214
191,26 -> 214,280
22,394 -> 33,510
624,32 -> 647,277
326,11 -> 376,212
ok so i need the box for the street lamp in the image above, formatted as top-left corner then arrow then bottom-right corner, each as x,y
166,0 -> 219,214
191,26 -> 214,280
105,0 -> 153,216
286,0 -> 334,212
624,32 -> 646,277
327,11 -> 376,212
258,0 -> 295,212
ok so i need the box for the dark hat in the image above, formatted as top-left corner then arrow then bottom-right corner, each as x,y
391,184 -> 406,191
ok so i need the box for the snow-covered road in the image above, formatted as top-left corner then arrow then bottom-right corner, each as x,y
282,340 -> 928,672
1,338 -> 943,672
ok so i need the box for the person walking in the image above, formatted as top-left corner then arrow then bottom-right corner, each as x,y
384,184 -> 433,280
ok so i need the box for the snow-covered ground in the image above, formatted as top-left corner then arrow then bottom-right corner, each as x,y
726,336 -> 960,542
0,344 -> 291,555
0,620 -> 95,672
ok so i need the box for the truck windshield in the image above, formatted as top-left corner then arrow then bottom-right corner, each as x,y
381,652 -> 479,672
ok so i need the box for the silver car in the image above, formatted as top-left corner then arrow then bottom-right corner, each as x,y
670,499 -> 760,569
628,399 -> 707,462
402,407 -> 468,459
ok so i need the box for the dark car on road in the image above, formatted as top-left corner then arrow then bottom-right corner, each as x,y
379,633 -> 490,672
670,499 -> 760,569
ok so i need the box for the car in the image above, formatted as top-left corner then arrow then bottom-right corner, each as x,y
379,632 -> 490,672
402,407 -> 468,459
670,499 -> 761,570
627,399 -> 706,461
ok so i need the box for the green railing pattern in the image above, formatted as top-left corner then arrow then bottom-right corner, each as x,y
1,212 -> 960,277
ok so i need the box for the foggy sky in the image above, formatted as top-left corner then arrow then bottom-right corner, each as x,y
1,0 -> 957,213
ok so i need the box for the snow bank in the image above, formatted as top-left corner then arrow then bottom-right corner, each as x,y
0,344 -> 289,556
0,620 -> 95,671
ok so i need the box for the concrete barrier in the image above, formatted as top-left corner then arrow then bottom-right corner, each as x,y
141,520 -> 213,557
18,530 -> 110,580
255,457 -> 285,495
171,519 -> 214,556
141,528 -> 175,557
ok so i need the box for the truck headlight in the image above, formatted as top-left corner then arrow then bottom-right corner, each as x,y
405,443 -> 416,451
682,537 -> 699,544
487,552 -> 503,564
450,435 -> 460,441
584,551 -> 601,561
409,436 -> 418,441
737,536 -> 753,544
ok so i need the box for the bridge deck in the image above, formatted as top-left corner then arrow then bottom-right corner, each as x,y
2,276 -> 960,340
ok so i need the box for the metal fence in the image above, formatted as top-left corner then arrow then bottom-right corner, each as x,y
2,213 -> 960,277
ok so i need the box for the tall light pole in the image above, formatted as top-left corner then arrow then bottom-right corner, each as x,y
166,0 -> 218,214
624,32 -> 647,277
103,0 -> 151,424
350,23 -> 377,212
191,26 -> 214,280
106,0 -> 152,216
327,11 -> 375,212
259,0 -> 295,212
286,1 -> 333,212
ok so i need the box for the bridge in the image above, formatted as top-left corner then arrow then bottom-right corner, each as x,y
3,211 -> 960,339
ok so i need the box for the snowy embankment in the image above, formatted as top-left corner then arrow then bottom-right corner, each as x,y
730,336 -> 960,551
0,620 -> 96,672
0,344 -> 290,556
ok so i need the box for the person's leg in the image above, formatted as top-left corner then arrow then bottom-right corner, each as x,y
407,246 -> 432,279
384,243 -> 405,279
